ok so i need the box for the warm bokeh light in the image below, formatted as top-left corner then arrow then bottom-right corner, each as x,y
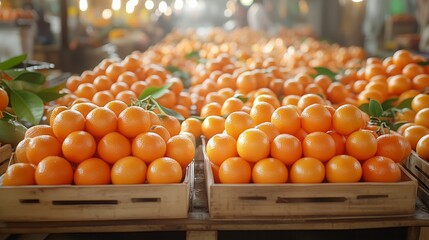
165,6 -> 173,16
240,0 -> 253,7
187,0 -> 199,9
126,0 -> 135,14
79,0 -> 88,12
112,0 -> 121,11
145,0 -> 154,10
174,0 -> 184,10
102,8 -> 113,19
159,1 -> 168,13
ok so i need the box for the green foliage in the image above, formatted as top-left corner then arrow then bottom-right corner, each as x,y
0,55 -> 65,147
311,67 -> 337,81
165,65 -> 191,88
359,97 -> 413,133
134,83 -> 184,121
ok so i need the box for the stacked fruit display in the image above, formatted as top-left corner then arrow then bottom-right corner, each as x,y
0,27 -> 428,187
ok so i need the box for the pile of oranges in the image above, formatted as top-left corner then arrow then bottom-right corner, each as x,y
1,27 -> 429,187
2,100 -> 195,186
204,98 -> 411,184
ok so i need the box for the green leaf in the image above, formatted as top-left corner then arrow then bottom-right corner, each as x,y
35,82 -> 67,102
311,67 -> 337,81
396,97 -> 413,110
417,61 -> 429,66
381,98 -> 398,110
0,117 -> 27,147
368,99 -> 383,117
165,65 -> 191,88
138,82 -> 173,100
185,51 -> 200,60
358,103 -> 370,115
10,89 -> 44,125
165,65 -> 182,73
12,71 -> 45,85
150,97 -> 184,121
0,54 -> 27,70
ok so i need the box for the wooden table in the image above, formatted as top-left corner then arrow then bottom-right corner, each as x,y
1,157 -> 429,240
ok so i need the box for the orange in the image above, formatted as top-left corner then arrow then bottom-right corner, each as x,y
345,129 -> 377,161
289,157 -> 325,183
93,75 -> 112,91
122,54 -> 141,72
314,75 -> 332,92
326,82 -> 348,104
70,102 -> 98,118
332,104 -> 363,136
271,106 -> 301,135
210,162 -> 221,183
417,135 -> 429,160
412,74 -> 429,90
52,110 -> 86,141
180,118 -> 202,139
74,158 -> 111,185
297,93 -> 325,111
201,115 -> 225,139
236,71 -> 257,94
200,102 -> 222,118
115,90 -> 138,105
80,70 -> 96,84
2,163 -> 36,186
254,122 -> 280,142
362,156 -> 401,182
253,94 -> 281,109
224,111 -> 254,139
327,130 -> 346,155
85,107 -> 117,138
74,83 -> 97,100
92,91 -> 115,106
132,132 -> 166,164
300,103 -> 332,133
48,106 -> 68,126
130,81 -> 148,96
216,73 -> 236,90
249,102 -> 275,125
159,114 -> 181,137
281,95 -> 300,106
149,125 -> 171,142
270,134 -> 302,166
176,92 -> 192,109
205,92 -> 226,105
24,125 -> 55,138
252,158 -> 288,184
35,156 -> 74,185
325,155 -> 362,183
282,79 -> 304,96
147,157 -> 183,184
156,90 -> 176,109
236,128 -> 270,162
26,135 -> 61,165
104,100 -> 128,117
403,125 -> 429,150
294,73 -> 313,87
218,157 -> 252,184
376,133 -> 412,163
415,108 -> 429,129
97,132 -> 131,164
364,64 -> 385,81
397,122 -> 416,135
305,83 -> 324,96
221,97 -> 244,116
62,131 -> 96,164
15,138 -> 30,163
66,75 -> 81,92
117,71 -> 138,86
110,82 -> 129,96
111,156 -> 147,184
402,63 -> 424,80
206,133 -> 238,166
118,106 -> 151,138
148,110 -> 161,125
387,75 -> 412,96
392,49 -> 413,69
167,77 -> 184,96
165,135 -> 195,168
105,62 -> 126,81
302,132 -> 336,162
411,94 -> 429,112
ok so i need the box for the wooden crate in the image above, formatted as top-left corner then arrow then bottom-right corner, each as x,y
0,161 -> 193,222
0,144 -> 12,175
203,144 -> 417,219
405,151 -> 429,206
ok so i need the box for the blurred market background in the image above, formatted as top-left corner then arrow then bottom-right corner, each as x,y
0,0 -> 423,74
